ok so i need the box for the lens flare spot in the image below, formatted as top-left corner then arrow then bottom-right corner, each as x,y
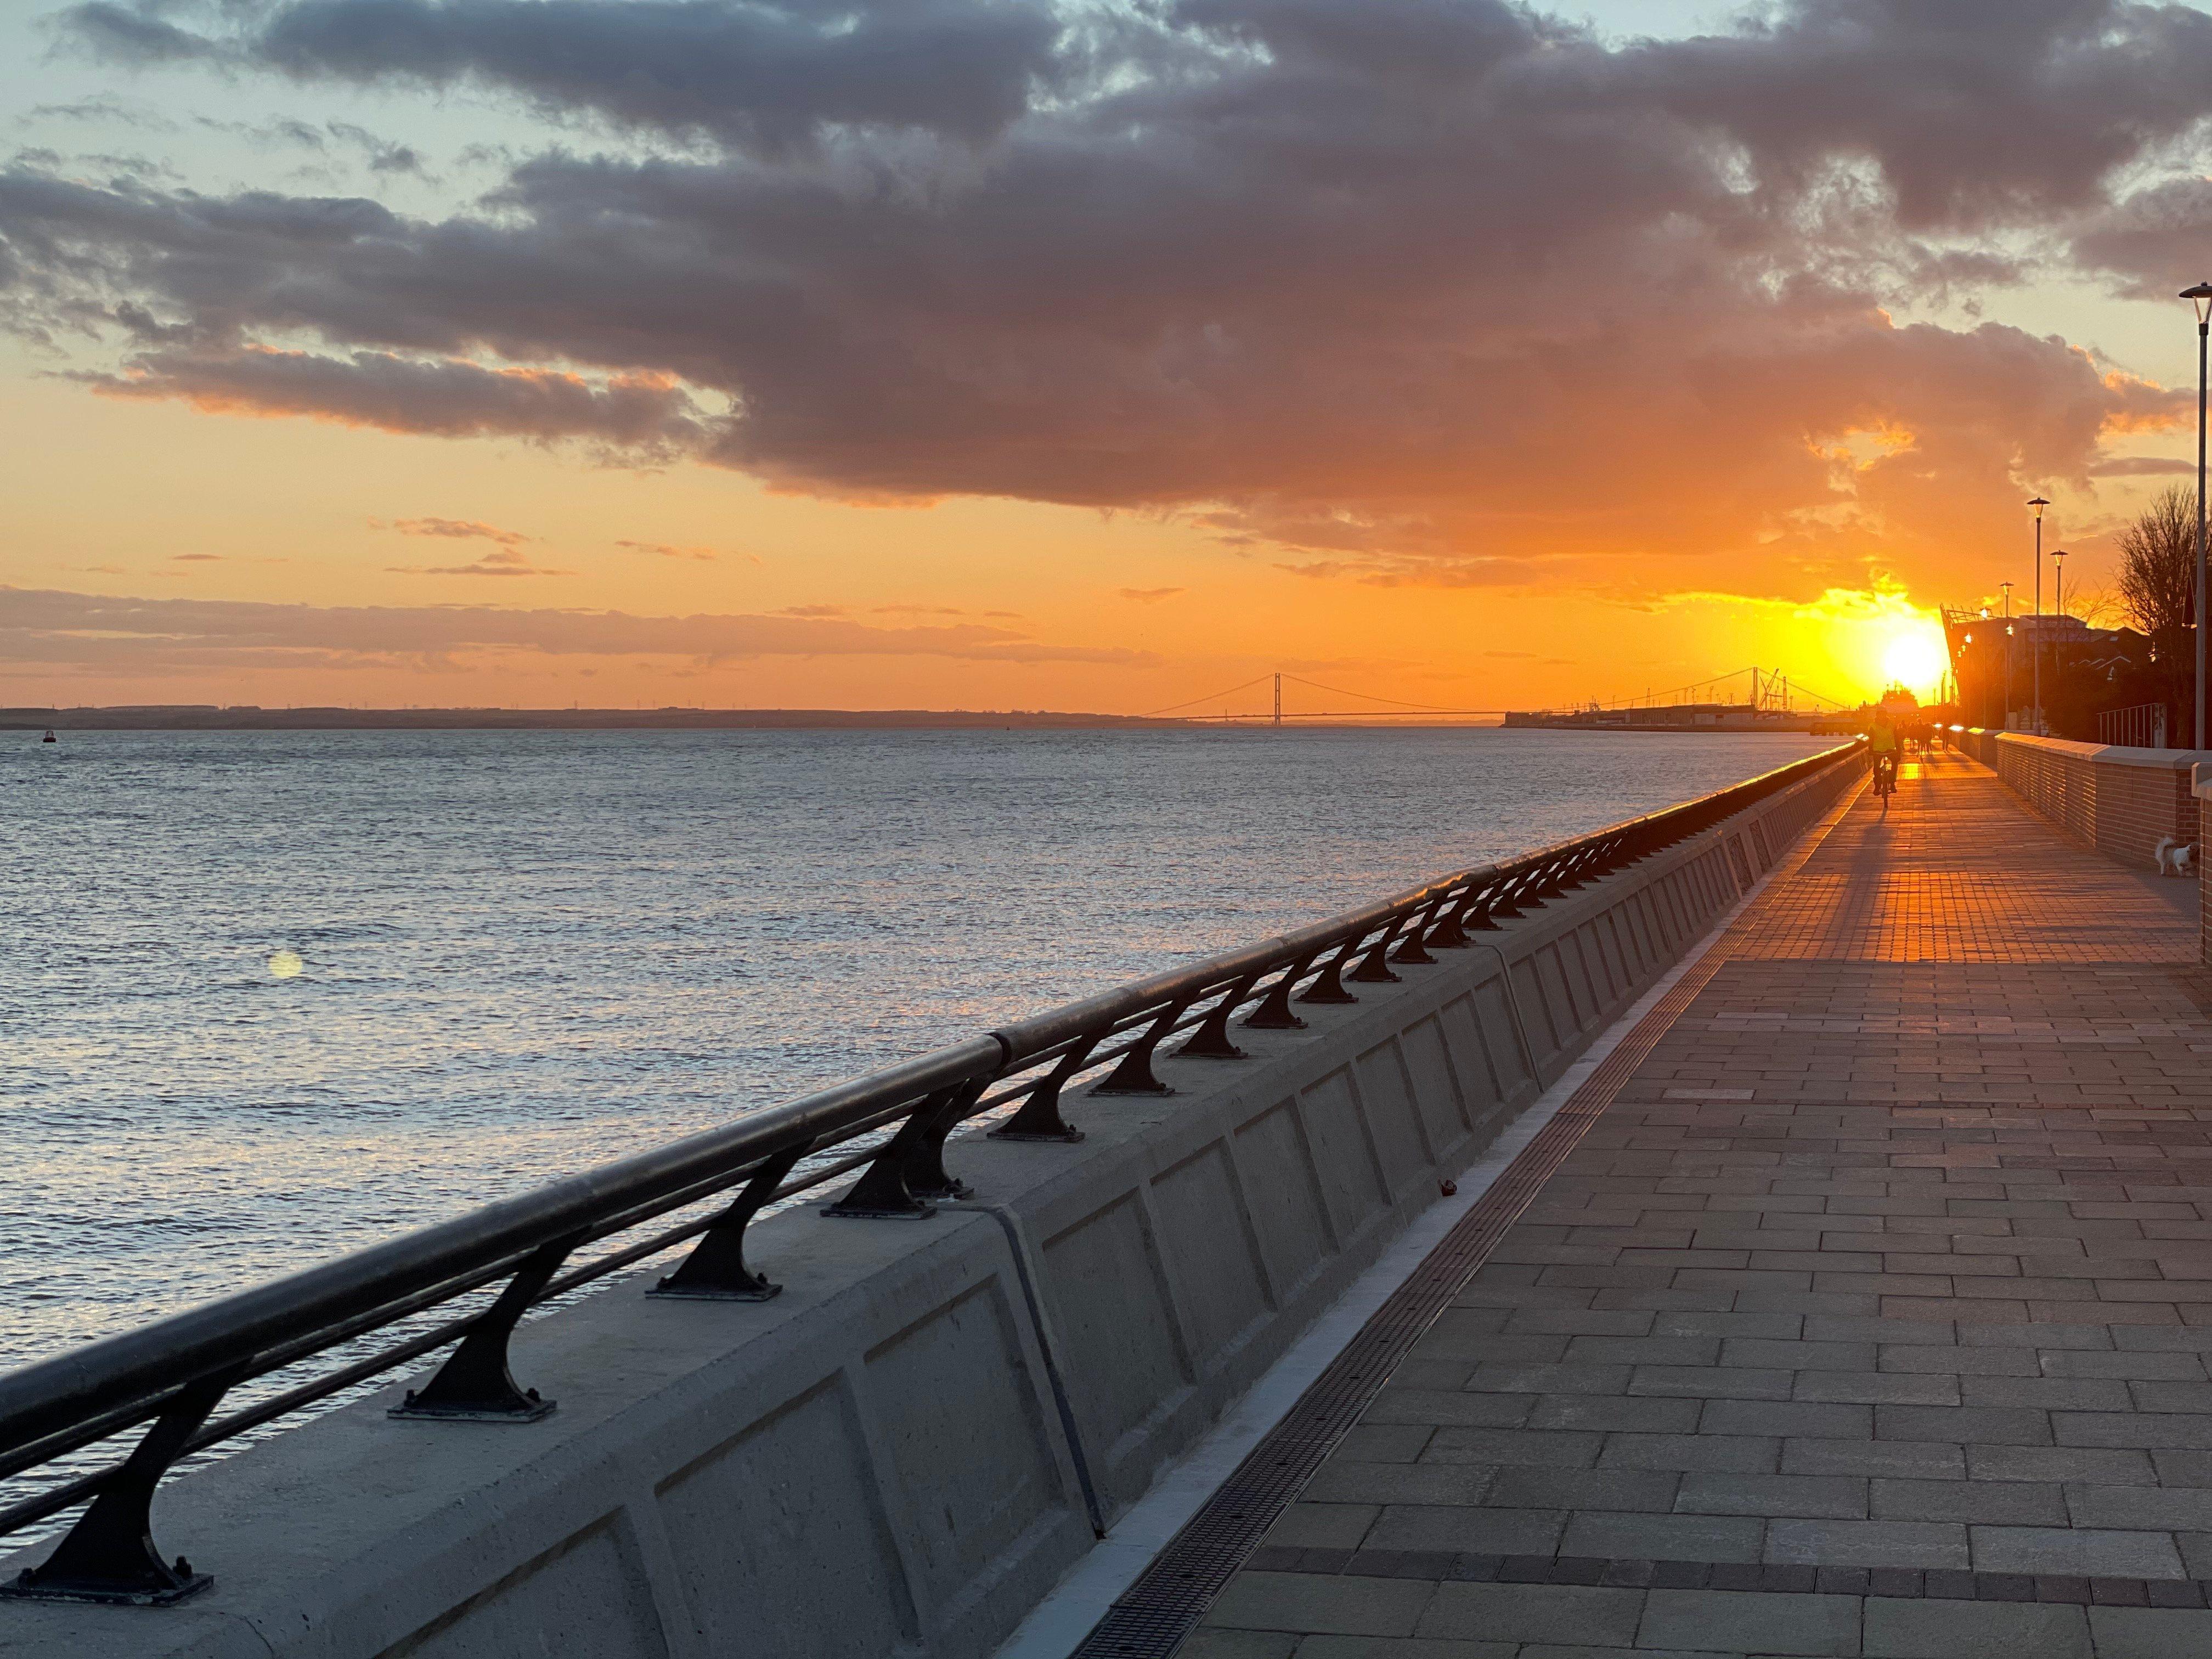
268,949 -> 304,979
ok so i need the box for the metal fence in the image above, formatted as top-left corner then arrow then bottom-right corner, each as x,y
0,741 -> 1862,1608
2099,702 -> 2169,748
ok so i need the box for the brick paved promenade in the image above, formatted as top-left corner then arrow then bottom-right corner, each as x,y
1190,751 -> 2210,1659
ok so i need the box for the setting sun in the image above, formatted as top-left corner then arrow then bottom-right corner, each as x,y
1881,627 -> 1948,698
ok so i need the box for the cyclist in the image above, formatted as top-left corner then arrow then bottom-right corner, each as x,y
1868,708 -> 1899,799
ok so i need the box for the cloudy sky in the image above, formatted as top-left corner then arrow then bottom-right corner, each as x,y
7,0 -> 2212,712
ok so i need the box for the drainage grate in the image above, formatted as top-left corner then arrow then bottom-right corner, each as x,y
1067,784 -> 1863,1658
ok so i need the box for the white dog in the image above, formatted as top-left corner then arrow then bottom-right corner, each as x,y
2156,837 -> 2197,877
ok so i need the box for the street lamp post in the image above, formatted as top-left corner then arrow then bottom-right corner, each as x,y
2027,498 -> 2050,732
2183,284 -> 2212,746
2000,580 -> 2015,727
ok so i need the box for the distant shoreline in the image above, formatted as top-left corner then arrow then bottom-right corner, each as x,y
3,708 -> 1860,734
4,706 -> 1190,731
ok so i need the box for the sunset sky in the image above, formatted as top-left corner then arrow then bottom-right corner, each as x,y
8,0 -> 2212,714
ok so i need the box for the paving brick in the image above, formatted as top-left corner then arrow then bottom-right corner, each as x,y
1291,1645 -> 1522,1654
1294,1640 -> 1516,1659
1765,1516 -> 1970,1568
1652,1309 -> 1807,1339
1265,1503 -> 1382,1548
1966,1445 -> 2157,1485
1524,1394 -> 1702,1434
1304,1463 -> 1497,1506
1706,1399 -> 1875,1439
1677,1471 -> 1869,1519
1178,1632 -> 1301,1659
1786,1437 -> 1967,1480
1364,1390 -> 1532,1428
2053,1412 -> 2212,1449
1204,1572 -> 1437,1637
1861,1596 -> 2091,1659
1637,1589 -> 1861,1655
1561,1336 -> 1723,1365
1413,1583 -> 1645,1646
1797,1369 -> 1961,1406
1465,1363 -> 1630,1397
1871,1476 -> 2067,1524
2152,1449 -> 2212,1486
1600,1433 -> 1780,1473
1628,1364 -> 1795,1400
1364,1505 -> 1566,1555
1418,1429 -> 1600,1468
1876,1404 -> 2053,1445
1960,1377 -> 2132,1410
1560,1509 -> 1766,1562
2040,1350 -> 2205,1381
1967,1525 -> 2187,1578
1480,1467 -> 1680,1513
1338,1426 -> 1436,1464
2063,1482 -> 2212,1530
2085,1607 -> 2212,1659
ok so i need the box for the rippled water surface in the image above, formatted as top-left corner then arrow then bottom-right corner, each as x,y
2,726 -> 1838,1369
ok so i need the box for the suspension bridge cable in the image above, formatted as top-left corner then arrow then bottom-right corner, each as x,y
1138,674 -> 1275,718
1281,675 -> 1462,712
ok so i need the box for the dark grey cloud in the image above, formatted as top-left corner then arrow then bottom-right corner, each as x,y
75,347 -> 715,459
0,586 -> 1155,672
13,0 -> 2212,574
56,0 -> 1064,154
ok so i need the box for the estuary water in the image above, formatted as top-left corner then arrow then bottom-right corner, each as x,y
0,726 -> 1838,1372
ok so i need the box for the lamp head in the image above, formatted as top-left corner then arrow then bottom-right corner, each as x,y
2184,282 -> 2212,325
2028,496 -> 2050,520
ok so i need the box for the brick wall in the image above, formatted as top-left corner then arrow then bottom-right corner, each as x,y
2202,776 -> 2211,964
1954,731 -> 2205,877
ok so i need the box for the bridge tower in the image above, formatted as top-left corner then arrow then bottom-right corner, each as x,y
1273,673 -> 1282,725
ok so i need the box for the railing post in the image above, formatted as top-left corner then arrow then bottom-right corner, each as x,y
1177,974 -> 1258,1059
1093,999 -> 1192,1094
1348,917 -> 1406,982
390,1236 -> 578,1422
1389,900 -> 1442,964
1296,934 -> 1362,1004
1422,887 -> 1474,949
826,1079 -> 986,1217
991,1040 -> 1095,1142
649,1141 -> 815,1301
1243,954 -> 1314,1029
0,1368 -> 242,1606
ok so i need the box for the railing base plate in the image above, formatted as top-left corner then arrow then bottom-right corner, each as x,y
648,1280 -> 782,1302
388,1396 -> 557,1424
0,1569 -> 213,1607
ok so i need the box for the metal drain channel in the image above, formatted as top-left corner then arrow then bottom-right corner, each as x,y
1068,782 -> 1863,1658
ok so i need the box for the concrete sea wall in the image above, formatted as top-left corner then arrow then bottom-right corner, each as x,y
3,755 -> 1863,1659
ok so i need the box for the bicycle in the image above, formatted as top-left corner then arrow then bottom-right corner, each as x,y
1871,752 -> 1897,807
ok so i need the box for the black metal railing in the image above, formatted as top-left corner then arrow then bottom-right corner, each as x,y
0,741 -> 1861,1607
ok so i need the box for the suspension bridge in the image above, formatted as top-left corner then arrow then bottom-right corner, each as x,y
1141,665 -> 1866,723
